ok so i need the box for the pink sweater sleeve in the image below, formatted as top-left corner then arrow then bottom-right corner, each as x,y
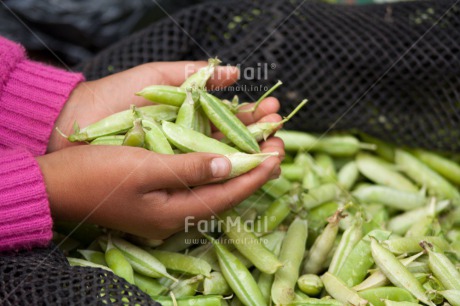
0,36 -> 84,251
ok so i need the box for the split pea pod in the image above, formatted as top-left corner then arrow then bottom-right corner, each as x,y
356,153 -> 418,192
175,88 -> 199,129
395,149 -> 460,202
148,250 -> 212,277
422,241 -> 460,290
352,185 -> 426,211
271,218 -> 309,305
104,236 -> 134,283
303,210 -> 343,274
162,121 -> 238,154
204,234 -> 266,306
335,230 -> 391,287
413,149 -> 460,185
321,272 -> 368,306
219,209 -> 282,274
352,252 -> 424,292
142,119 -> 174,154
180,57 -> 221,90
90,135 -> 124,146
122,118 -> 145,147
328,216 -> 363,275
68,105 -> 178,142
370,238 -> 434,306
110,236 -> 176,281
200,91 -> 260,153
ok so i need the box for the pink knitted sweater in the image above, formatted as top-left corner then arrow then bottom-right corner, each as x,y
0,37 -> 84,251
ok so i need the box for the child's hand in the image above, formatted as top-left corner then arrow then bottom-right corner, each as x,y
48,61 -> 240,152
37,136 -> 283,239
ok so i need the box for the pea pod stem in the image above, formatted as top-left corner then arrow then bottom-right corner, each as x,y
180,57 -> 221,90
242,80 -> 282,113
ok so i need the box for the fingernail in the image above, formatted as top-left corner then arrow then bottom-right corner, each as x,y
211,157 -> 230,178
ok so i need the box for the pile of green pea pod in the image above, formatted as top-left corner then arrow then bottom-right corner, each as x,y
56,59 -> 460,306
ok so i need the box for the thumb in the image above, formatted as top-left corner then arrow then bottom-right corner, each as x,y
146,153 -> 232,188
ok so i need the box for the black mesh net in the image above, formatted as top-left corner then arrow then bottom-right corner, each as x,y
0,244 -> 159,305
2,0 -> 460,304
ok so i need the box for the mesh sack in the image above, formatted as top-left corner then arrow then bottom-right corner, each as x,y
77,0 -> 460,153
2,0 -> 460,304
0,244 -> 159,305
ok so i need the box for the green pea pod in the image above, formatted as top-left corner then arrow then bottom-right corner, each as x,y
337,161 -> 359,190
148,250 -> 211,277
176,88 -> 199,129
321,272 -> 368,306
254,193 -> 298,234
395,149 -> 460,203
180,57 -> 221,90
204,234 -> 266,306
438,290 -> 460,306
413,149 -> 460,185
133,272 -> 168,296
383,236 -> 450,254
136,85 -> 186,107
203,271 -> 233,296
200,91 -> 260,153
151,295 -> 224,306
314,135 -> 376,157
302,183 -> 340,210
423,241 -> 460,290
335,229 -> 391,287
280,164 -> 305,181
370,238 -> 434,306
271,218 -> 309,305
110,236 -> 176,281
352,185 -> 426,211
104,237 -> 134,283
297,274 -> 324,296
276,130 -> 318,152
90,135 -> 124,146
77,250 -> 107,266
68,105 -> 178,142
67,257 -> 112,272
328,215 -> 363,275
142,119 -> 174,154
356,153 -> 418,192
359,132 -> 395,162
219,209 -> 283,274
358,287 -> 417,306
261,175 -> 292,198
225,152 -> 278,179
162,121 -> 238,154
303,210 -> 343,274
122,118 -> 145,147
315,154 -> 337,184
157,226 -> 204,252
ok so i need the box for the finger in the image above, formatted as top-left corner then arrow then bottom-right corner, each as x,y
236,97 -> 281,125
207,66 -> 240,90
140,152 -> 232,190
260,137 -> 285,161
162,157 -> 280,220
